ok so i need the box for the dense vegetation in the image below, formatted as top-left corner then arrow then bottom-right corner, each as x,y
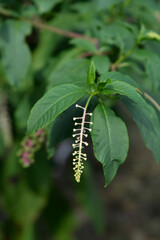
0,0 -> 160,239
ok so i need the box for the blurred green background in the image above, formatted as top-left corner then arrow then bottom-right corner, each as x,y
0,0 -> 160,239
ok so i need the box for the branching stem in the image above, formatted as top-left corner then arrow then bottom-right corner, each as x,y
136,88 -> 160,112
0,8 -> 98,44
0,8 -> 160,112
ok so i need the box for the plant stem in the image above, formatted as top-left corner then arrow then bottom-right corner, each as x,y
85,94 -> 93,110
109,42 -> 160,112
136,88 -> 160,112
0,90 -> 13,148
1,8 -> 160,113
111,44 -> 136,70
0,7 -> 98,44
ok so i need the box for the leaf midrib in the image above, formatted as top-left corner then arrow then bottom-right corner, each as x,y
30,86 -> 85,132
109,80 -> 150,113
100,103 -> 112,162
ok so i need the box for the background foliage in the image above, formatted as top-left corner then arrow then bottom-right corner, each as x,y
1,0 -> 160,239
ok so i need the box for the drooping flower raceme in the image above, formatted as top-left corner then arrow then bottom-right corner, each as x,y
17,129 -> 46,167
72,103 -> 93,182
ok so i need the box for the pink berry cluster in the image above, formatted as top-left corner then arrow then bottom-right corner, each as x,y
17,129 -> 46,167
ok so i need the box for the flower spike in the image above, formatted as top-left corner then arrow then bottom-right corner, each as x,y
72,102 -> 93,182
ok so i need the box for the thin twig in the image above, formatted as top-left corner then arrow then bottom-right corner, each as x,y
0,8 -> 160,112
23,18 -> 98,43
0,91 -> 13,148
136,88 -> 160,111
78,52 -> 93,58
0,8 -> 98,44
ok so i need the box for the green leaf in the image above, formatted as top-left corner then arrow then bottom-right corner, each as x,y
94,22 -> 135,52
128,0 -> 157,26
95,0 -> 123,11
0,20 -> 31,86
48,58 -> 89,89
145,54 -> 160,91
100,71 -> 141,89
70,38 -> 97,53
32,13 -> 82,71
33,0 -> 62,13
91,103 -> 129,186
14,95 -> 31,130
132,49 -> 160,90
47,105 -> 78,157
100,72 -> 150,111
123,97 -> 160,164
47,97 -> 85,157
107,81 -> 149,109
21,4 -> 39,17
87,61 -> 96,89
27,84 -> 86,135
47,95 -> 98,157
92,55 -> 110,74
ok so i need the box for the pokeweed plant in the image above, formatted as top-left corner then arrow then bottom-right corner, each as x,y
1,0 -> 160,238
27,60 -> 160,186
0,0 -> 160,189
